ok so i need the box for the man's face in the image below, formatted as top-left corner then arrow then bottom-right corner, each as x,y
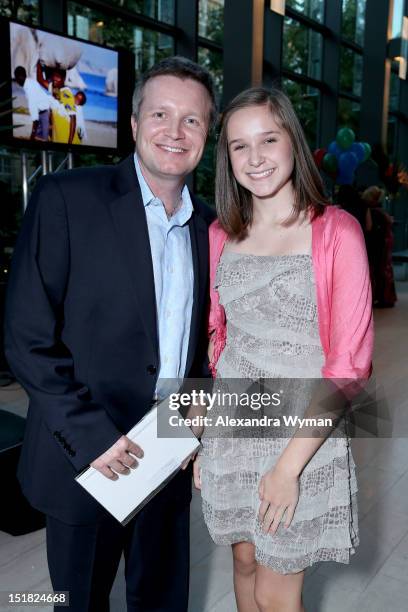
131,75 -> 211,184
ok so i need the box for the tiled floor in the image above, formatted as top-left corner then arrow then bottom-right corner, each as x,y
0,284 -> 407,611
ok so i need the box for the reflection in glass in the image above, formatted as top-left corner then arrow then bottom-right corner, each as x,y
0,147 -> 36,283
133,28 -> 174,77
67,2 -> 174,75
0,0 -> 39,23
283,18 -> 322,80
391,0 -> 404,38
198,47 -> 223,102
342,0 -> 366,45
387,115 -> 396,157
389,66 -> 400,113
195,133 -> 216,205
107,1 -> 175,24
196,46 -> 222,204
286,0 -> 324,23
339,47 -> 363,96
282,79 -> 319,148
199,0 -> 224,44
338,97 -> 360,137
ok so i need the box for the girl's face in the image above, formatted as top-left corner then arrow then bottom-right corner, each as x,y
227,104 -> 295,200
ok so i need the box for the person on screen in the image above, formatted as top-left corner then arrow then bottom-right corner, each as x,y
36,63 -> 78,145
74,90 -> 87,143
50,72 -> 78,145
14,66 -> 51,141
5,56 -> 217,612
36,60 -> 66,96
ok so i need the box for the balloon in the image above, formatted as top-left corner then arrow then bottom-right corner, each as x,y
361,142 -> 372,161
313,148 -> 326,168
328,140 -> 341,157
336,127 -> 355,150
337,170 -> 354,185
322,153 -> 338,174
350,142 -> 365,163
339,151 -> 359,174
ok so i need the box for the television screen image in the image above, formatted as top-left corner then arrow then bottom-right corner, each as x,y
10,22 -> 118,149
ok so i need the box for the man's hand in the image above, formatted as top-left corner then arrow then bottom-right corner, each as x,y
90,435 -> 144,480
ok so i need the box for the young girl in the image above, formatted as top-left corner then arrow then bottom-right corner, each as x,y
193,88 -> 373,612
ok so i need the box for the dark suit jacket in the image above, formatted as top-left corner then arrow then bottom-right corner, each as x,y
4,155 -> 215,524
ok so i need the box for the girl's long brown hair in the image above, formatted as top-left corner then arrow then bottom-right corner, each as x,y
215,87 -> 327,239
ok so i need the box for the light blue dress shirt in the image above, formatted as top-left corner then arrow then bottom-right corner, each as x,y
133,153 -> 194,399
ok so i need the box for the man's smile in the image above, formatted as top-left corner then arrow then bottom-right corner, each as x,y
156,144 -> 188,154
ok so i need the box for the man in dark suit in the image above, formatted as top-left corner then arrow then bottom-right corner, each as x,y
4,56 -> 216,611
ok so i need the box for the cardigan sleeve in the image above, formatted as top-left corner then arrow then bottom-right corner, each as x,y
322,213 -> 373,386
208,221 -> 227,376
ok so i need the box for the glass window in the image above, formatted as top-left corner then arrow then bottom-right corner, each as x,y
199,0 -> 224,44
195,133 -> 216,205
196,43 -> 223,204
391,0 -> 404,37
283,18 -> 322,80
387,115 -> 396,157
342,0 -> 366,45
106,1 -> 175,25
389,66 -> 400,113
198,47 -> 223,102
67,3 -> 174,76
339,46 -> 363,96
338,97 -> 360,137
282,79 -> 320,148
0,0 -> 39,23
285,0 -> 324,23
0,147 -> 37,282
133,28 -> 174,76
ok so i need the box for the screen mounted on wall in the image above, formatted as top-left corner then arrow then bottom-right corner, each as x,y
7,21 -> 121,151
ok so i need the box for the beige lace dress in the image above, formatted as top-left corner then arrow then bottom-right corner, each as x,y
199,251 -> 359,574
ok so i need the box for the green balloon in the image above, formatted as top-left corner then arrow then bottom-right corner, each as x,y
336,127 -> 355,150
361,142 -> 372,161
322,153 -> 338,174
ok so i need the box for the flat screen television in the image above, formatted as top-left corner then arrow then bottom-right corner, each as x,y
0,18 -> 134,154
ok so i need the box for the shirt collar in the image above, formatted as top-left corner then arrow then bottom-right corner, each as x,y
134,153 -> 155,207
133,153 -> 194,223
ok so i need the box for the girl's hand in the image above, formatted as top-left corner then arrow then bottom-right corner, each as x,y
258,464 -> 300,534
193,454 -> 202,490
180,451 -> 197,470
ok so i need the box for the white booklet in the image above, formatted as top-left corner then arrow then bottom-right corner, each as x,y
75,404 -> 200,525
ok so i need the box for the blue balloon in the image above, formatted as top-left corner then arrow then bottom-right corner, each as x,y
328,141 -> 341,157
339,151 -> 359,174
337,170 -> 354,185
350,142 -> 365,163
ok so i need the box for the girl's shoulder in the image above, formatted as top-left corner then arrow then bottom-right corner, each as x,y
209,217 -> 224,232
209,218 -> 228,241
316,204 -> 363,237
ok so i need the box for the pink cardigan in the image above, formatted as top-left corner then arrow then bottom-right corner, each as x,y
208,206 -> 374,386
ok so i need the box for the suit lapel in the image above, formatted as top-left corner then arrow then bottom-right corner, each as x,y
107,157 -> 159,359
185,199 -> 209,375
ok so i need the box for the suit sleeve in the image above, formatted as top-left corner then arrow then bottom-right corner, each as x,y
322,213 -> 374,388
4,175 -> 122,472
